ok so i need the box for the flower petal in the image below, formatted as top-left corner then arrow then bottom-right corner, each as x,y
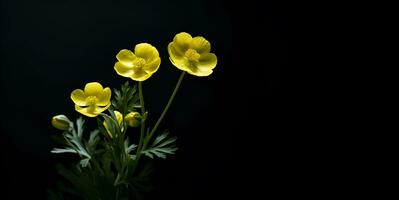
134,43 -> 159,62
114,111 -> 123,125
131,69 -> 152,81
173,32 -> 192,52
71,89 -> 87,106
75,105 -> 98,117
114,62 -> 134,78
187,67 -> 213,77
168,43 -> 185,64
190,36 -> 211,54
97,87 -> 111,106
197,53 -> 217,70
116,49 -> 136,66
143,57 -> 161,74
94,104 -> 111,115
84,82 -> 104,97
169,57 -> 190,72
174,60 -> 213,77
75,103 -> 110,117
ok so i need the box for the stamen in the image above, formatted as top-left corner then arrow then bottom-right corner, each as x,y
185,49 -> 200,62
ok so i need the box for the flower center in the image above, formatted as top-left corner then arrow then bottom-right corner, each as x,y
185,49 -> 200,62
86,96 -> 98,106
133,58 -> 146,69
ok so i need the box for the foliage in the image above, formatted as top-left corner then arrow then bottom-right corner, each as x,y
49,82 -> 177,200
50,32 -> 217,200
142,130 -> 178,159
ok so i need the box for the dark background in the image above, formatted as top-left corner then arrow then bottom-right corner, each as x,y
0,0 -> 285,199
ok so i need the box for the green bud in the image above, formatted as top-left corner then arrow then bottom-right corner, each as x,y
124,112 -> 141,127
51,115 -> 72,131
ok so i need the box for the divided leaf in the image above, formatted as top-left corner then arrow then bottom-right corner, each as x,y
142,130 -> 178,159
112,81 -> 140,115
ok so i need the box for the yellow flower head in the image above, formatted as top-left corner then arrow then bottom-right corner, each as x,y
71,82 -> 111,117
114,43 -> 161,81
103,110 -> 123,138
124,112 -> 141,127
51,115 -> 72,131
168,32 -> 217,76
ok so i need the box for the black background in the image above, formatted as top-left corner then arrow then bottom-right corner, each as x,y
0,0 -> 285,199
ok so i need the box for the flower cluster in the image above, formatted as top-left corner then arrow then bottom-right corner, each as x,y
67,32 -> 217,118
49,32 -> 217,199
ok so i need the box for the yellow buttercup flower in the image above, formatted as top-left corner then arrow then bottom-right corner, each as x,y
114,43 -> 161,81
168,32 -> 217,76
124,112 -> 141,127
71,82 -> 111,117
103,110 -> 123,138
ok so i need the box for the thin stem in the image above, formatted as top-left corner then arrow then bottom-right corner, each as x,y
115,187 -> 120,200
131,72 -> 185,175
136,81 -> 146,154
148,71 -> 185,140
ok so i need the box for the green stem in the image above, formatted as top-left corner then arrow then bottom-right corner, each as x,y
147,71 -> 185,140
131,72 -> 185,174
115,187 -> 120,200
136,81 -> 146,154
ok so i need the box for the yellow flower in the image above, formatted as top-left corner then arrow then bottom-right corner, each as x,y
168,32 -> 217,76
114,43 -> 161,81
124,112 -> 141,127
103,110 -> 123,138
51,115 -> 72,131
70,82 -> 111,117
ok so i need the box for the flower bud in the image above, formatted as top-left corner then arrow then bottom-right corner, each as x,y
103,111 -> 123,138
51,115 -> 72,131
124,112 -> 141,127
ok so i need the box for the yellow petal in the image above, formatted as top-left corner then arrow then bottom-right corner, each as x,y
116,49 -> 136,66
177,60 -> 213,77
84,82 -> 103,97
187,67 -> 213,77
94,104 -> 111,115
131,69 -> 152,81
75,105 -> 98,117
103,121 -> 113,138
168,43 -> 185,64
173,32 -> 192,52
143,57 -> 161,74
113,110 -> 123,125
169,57 -> 190,72
190,36 -> 211,54
71,89 -> 87,106
97,87 -> 111,106
134,43 -> 159,62
114,62 -> 134,78
197,53 -> 217,70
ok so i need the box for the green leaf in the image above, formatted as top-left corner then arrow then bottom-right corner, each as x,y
129,162 -> 154,193
142,130 -> 178,159
88,130 -> 100,146
127,144 -> 137,154
52,117 -> 92,164
51,148 -> 77,154
79,158 -> 90,168
47,189 -> 64,200
56,164 -> 102,200
76,117 -> 85,138
101,113 -> 120,138
112,81 -> 140,115
86,130 -> 100,154
124,139 -> 137,154
96,117 -> 108,137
